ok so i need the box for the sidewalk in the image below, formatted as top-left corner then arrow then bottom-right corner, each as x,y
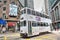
0,32 -> 20,38
51,30 -> 60,35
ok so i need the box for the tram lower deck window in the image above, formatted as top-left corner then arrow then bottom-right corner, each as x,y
24,21 -> 26,26
32,22 -> 36,26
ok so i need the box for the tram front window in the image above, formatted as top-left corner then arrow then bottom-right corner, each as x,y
20,21 -> 26,26
21,9 -> 26,15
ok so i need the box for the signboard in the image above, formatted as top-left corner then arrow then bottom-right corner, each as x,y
36,16 -> 41,21
9,4 -> 18,16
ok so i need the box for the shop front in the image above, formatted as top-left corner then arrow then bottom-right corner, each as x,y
0,19 -> 6,33
7,22 -> 16,32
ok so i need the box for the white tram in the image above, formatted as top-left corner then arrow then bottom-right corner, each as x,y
20,7 -> 52,37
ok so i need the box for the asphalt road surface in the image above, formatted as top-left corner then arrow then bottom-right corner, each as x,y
0,32 -> 60,40
19,32 -> 60,40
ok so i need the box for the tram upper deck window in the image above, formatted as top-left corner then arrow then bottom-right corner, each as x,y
36,12 -> 40,16
24,9 -> 26,13
43,14 -> 49,19
21,10 -> 24,14
32,11 -> 35,15
40,13 -> 43,17
43,14 -> 45,18
44,15 -> 47,18
27,9 -> 31,14
20,9 -> 26,15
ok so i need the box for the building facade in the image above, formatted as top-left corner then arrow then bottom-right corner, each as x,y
48,0 -> 60,30
0,0 -> 23,32
19,0 -> 34,9
44,0 -> 49,15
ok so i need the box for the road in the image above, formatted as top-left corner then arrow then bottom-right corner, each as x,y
0,32 -> 60,40
19,33 -> 60,40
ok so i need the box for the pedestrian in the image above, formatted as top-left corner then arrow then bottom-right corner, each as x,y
0,25 -> 2,33
0,27 -> 2,33
2,27 -> 6,33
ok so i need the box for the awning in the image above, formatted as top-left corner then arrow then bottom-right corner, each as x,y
0,19 -> 6,25
8,22 -> 16,27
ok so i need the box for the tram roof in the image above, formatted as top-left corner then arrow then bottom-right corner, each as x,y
20,7 -> 49,17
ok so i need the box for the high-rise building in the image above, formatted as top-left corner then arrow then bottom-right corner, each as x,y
0,0 -> 23,31
44,0 -> 49,15
48,0 -> 60,30
19,0 -> 34,9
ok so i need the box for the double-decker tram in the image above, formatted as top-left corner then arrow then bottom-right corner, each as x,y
20,7 -> 52,37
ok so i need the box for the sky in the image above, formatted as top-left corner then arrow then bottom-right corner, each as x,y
34,0 -> 45,12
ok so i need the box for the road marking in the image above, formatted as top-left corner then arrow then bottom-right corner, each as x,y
26,38 -> 42,40
30,34 -> 57,40
5,33 -> 20,37
42,36 -> 49,38
35,38 -> 42,40
26,38 -> 30,40
4,36 -> 7,40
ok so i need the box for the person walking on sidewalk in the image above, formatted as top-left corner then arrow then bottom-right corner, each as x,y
0,25 -> 2,33
0,27 -> 2,33
2,27 -> 6,33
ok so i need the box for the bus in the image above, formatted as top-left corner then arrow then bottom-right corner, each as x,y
20,7 -> 52,37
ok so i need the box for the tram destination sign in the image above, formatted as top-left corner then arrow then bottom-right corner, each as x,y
36,16 -> 41,21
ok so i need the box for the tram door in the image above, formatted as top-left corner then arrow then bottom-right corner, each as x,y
28,21 -> 32,35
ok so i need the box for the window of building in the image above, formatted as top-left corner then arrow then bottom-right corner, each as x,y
3,7 -> 6,11
3,13 -> 6,19
0,0 -> 2,2
0,6 -> 1,8
4,1 -> 7,4
55,6 -> 59,20
25,0 -> 27,7
11,2 -> 15,4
